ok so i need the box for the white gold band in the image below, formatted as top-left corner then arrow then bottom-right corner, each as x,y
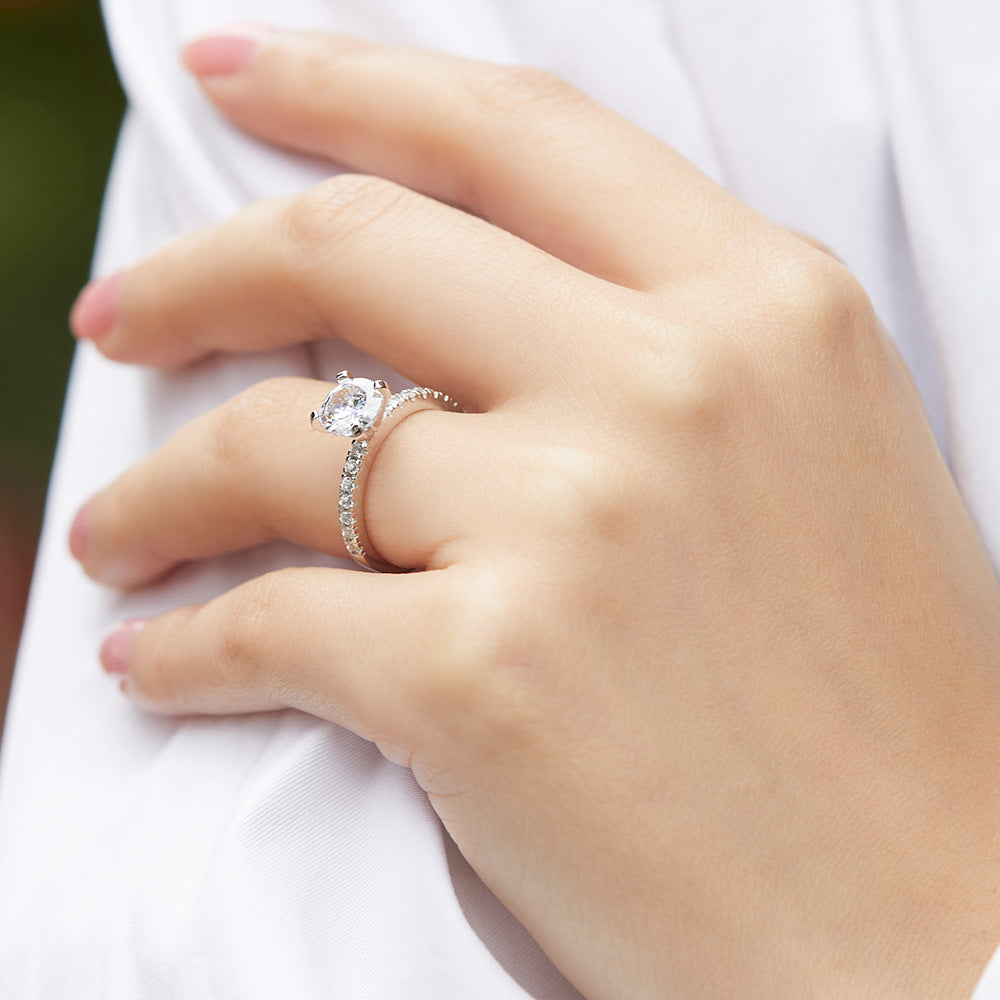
312,376 -> 463,572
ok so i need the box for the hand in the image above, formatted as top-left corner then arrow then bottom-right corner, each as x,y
69,28 -> 1000,1000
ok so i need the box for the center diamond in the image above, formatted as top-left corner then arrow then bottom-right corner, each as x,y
315,378 -> 385,437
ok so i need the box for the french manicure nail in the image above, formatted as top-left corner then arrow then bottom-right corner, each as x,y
69,499 -> 92,561
182,25 -> 278,77
100,619 -> 145,677
70,270 -> 124,341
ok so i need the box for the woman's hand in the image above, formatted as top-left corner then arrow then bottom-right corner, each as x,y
69,29 -> 1000,1000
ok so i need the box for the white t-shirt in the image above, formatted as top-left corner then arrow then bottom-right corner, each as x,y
2,0 -> 999,996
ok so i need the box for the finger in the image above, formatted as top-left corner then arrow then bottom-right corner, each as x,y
102,565 -> 471,759
72,377 -> 492,587
182,29 -> 760,290
71,173 -> 611,405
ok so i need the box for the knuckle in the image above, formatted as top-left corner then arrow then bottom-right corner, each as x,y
205,386 -> 260,483
206,397 -> 244,478
111,237 -> 195,361
281,173 -> 412,265
755,251 -> 875,350
410,569 -> 541,749
589,294 -> 744,440
531,444 -> 633,546
133,607 -> 195,703
204,377 -> 293,485
788,228 -> 843,263
213,578 -> 276,693
635,323 -> 750,442
461,63 -> 581,121
752,252 -> 892,399
631,256 -> 886,446
295,35 -> 373,97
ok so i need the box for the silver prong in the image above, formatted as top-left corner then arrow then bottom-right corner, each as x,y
373,383 -> 391,433
336,370 -> 353,382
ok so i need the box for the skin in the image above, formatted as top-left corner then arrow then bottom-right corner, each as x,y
68,28 -> 1000,1000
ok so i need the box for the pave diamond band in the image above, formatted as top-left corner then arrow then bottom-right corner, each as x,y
311,371 -> 463,572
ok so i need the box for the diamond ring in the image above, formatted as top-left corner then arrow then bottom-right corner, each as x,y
311,370 -> 464,572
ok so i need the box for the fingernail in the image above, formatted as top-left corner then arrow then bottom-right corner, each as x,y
70,270 -> 124,341
69,499 -> 92,561
182,25 -> 278,77
100,619 -> 145,676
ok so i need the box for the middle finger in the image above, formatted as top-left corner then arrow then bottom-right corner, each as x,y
73,174 -> 622,408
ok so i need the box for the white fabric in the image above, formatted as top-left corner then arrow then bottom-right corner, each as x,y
1,0 -> 998,996
979,949 -> 1000,1000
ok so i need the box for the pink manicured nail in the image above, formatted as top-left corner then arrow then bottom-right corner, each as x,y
182,26 -> 277,77
70,270 -> 124,341
69,499 -> 92,561
100,619 -> 145,677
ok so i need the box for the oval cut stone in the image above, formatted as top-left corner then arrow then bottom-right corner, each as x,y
315,378 -> 385,437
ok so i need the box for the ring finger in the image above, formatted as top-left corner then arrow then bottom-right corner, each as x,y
72,376 -> 495,587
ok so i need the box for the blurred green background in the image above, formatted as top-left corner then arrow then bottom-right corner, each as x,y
0,0 -> 124,733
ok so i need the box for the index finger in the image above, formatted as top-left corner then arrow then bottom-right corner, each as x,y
184,29 -> 761,291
